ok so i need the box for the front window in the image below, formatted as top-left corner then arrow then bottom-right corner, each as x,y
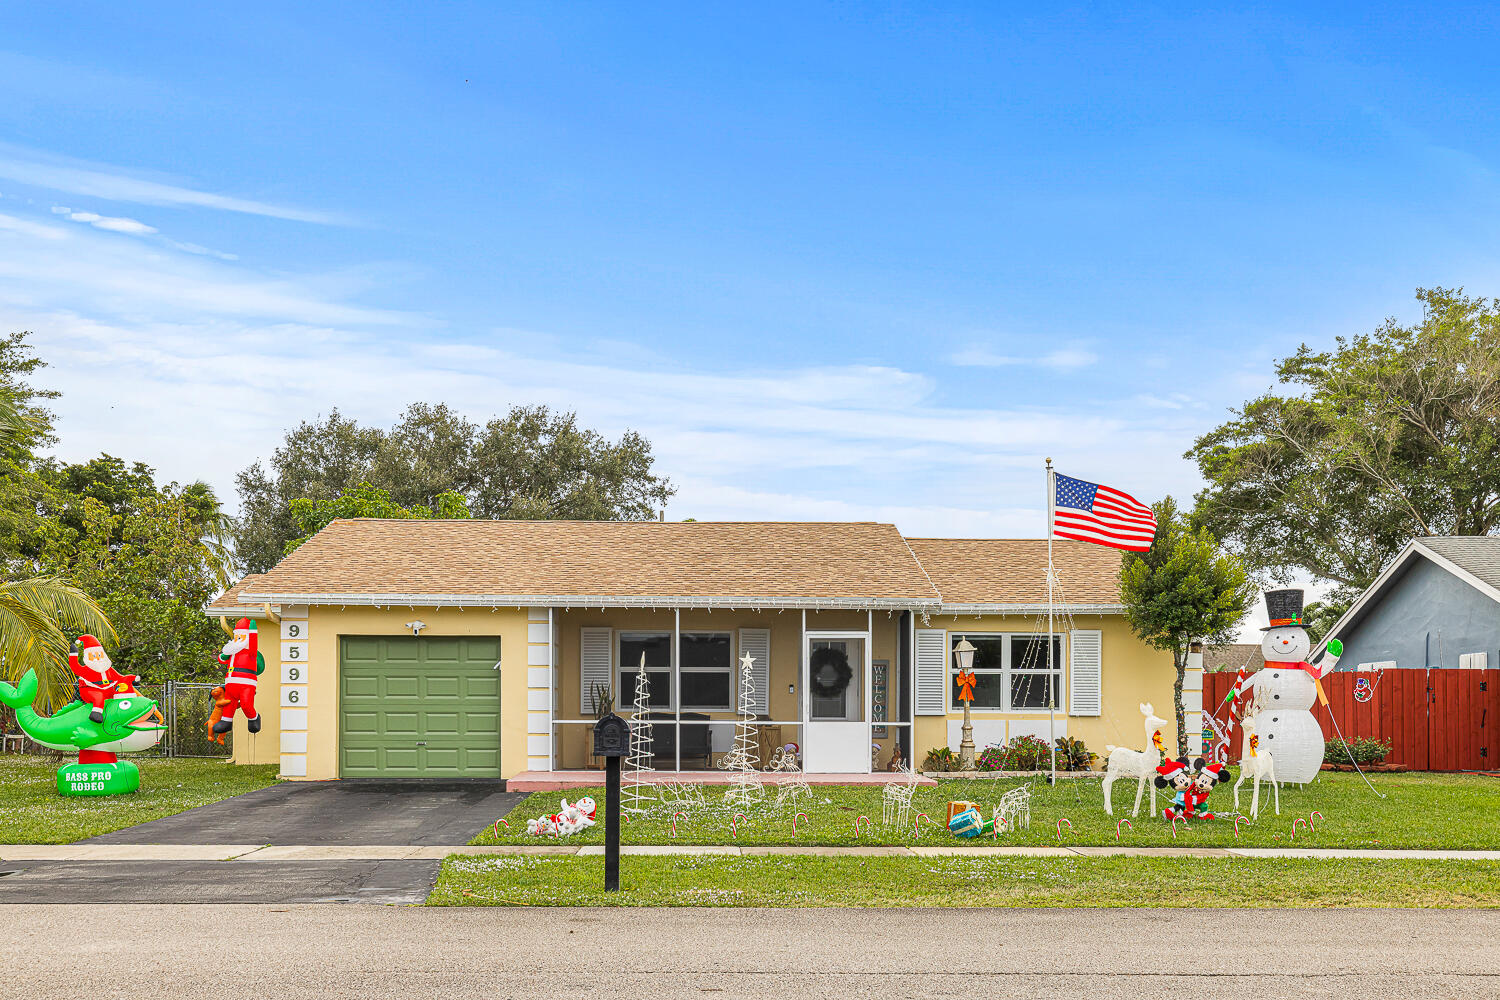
617,631 -> 734,711
951,633 -> 1063,711
679,632 -> 733,710
619,632 -> 671,710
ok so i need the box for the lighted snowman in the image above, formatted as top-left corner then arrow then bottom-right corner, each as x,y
1246,589 -> 1341,785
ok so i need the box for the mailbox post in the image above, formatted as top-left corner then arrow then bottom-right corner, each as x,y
592,712 -> 630,892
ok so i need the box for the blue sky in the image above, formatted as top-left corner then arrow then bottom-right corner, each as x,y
4,3 -> 1500,556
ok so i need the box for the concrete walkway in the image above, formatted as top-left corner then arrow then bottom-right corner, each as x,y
5,843 -> 1499,861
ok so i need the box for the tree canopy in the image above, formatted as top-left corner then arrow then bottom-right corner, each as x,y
1188,287 -> 1500,607
0,333 -> 229,685
1120,496 -> 1254,755
284,483 -> 471,555
235,402 -> 675,572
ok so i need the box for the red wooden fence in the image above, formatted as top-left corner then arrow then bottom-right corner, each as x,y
1202,668 -> 1500,771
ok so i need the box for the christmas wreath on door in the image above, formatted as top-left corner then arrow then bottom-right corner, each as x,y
809,646 -> 853,698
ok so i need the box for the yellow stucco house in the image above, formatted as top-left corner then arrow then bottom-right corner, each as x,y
208,519 -> 1198,783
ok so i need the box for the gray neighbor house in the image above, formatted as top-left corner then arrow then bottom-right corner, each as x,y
1316,537 -> 1500,671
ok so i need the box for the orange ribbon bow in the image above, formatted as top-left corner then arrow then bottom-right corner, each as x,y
956,670 -> 977,704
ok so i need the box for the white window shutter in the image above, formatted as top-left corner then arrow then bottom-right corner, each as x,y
739,628 -> 771,713
580,627 -> 613,714
1068,629 -> 1102,716
915,629 -> 947,715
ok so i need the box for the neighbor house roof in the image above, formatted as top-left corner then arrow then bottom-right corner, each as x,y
1314,535 -> 1500,659
242,519 -> 942,610
1203,643 -> 1263,673
905,537 -> 1124,612
207,573 -> 267,617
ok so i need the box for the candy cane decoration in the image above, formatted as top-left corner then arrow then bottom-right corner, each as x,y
1055,818 -> 1074,841
730,812 -> 749,839
1115,818 -> 1132,840
792,811 -> 809,836
854,815 -> 872,838
1309,810 -> 1323,833
1170,816 -> 1184,839
492,818 -> 510,838
912,812 -> 935,839
1291,817 -> 1309,840
1233,815 -> 1248,839
669,811 -> 687,839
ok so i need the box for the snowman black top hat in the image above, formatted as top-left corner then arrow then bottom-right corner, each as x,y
1262,588 -> 1304,630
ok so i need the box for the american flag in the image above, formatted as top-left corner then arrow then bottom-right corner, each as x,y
1051,472 -> 1158,552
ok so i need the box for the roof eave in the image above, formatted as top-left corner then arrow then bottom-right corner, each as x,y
239,591 -> 941,612
936,602 -> 1124,616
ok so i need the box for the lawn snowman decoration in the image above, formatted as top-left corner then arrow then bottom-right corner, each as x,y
1248,589 -> 1341,785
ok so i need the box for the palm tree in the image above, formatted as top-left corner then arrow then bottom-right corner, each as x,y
0,396 -> 116,711
0,578 -> 115,711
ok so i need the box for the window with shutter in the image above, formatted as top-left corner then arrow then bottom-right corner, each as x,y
915,629 -> 947,715
1068,629 -> 1102,716
579,627 -> 613,714
739,628 -> 771,714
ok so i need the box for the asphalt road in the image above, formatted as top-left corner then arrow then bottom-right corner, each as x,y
2,905 -> 1494,999
86,779 -> 522,845
0,860 -> 438,903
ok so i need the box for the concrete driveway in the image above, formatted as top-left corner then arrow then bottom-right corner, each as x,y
87,779 -> 523,845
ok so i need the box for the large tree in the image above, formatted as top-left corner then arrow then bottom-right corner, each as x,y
235,402 -> 675,572
0,334 -> 229,685
1120,497 -> 1254,755
1189,287 -> 1500,604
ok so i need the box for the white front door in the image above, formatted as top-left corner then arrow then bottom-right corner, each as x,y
803,632 -> 870,773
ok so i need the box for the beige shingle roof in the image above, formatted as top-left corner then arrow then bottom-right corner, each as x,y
905,537 -> 1124,608
242,520 -> 941,609
207,573 -> 266,614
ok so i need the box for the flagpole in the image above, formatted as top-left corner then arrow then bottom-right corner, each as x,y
1046,457 -> 1056,785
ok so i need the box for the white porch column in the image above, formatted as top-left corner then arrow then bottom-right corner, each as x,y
673,607 -> 681,773
526,606 -> 553,772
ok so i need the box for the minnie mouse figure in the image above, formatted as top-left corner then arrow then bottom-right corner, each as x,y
1155,758 -> 1198,820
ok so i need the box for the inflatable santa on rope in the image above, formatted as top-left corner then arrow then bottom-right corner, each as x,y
213,618 -> 264,735
70,634 -> 140,723
1246,588 -> 1342,784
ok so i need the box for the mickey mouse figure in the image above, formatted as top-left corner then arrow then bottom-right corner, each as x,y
1189,761 -> 1232,820
1157,757 -> 1232,820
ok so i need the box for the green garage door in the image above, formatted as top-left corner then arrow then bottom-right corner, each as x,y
340,635 -> 502,777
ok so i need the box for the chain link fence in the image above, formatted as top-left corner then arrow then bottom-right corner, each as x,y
2,680 -> 231,759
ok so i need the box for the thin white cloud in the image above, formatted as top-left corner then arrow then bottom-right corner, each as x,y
0,208 -> 413,326
948,344 -> 1100,370
0,145 -> 339,224
61,209 -> 158,235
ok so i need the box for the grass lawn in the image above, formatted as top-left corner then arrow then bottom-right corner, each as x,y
475,772 -> 1500,849
429,854 -> 1500,907
0,755 -> 279,843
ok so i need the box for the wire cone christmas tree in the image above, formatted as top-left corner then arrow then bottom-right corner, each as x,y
720,650 -> 764,809
623,653 -> 657,814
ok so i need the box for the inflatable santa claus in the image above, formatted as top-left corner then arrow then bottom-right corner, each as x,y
213,618 -> 264,735
1246,589 -> 1341,784
70,634 -> 139,723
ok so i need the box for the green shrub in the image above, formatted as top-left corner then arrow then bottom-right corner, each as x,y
922,746 -> 960,771
976,745 -> 1007,770
1324,737 -> 1392,765
1000,734 -> 1052,770
1055,736 -> 1098,771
